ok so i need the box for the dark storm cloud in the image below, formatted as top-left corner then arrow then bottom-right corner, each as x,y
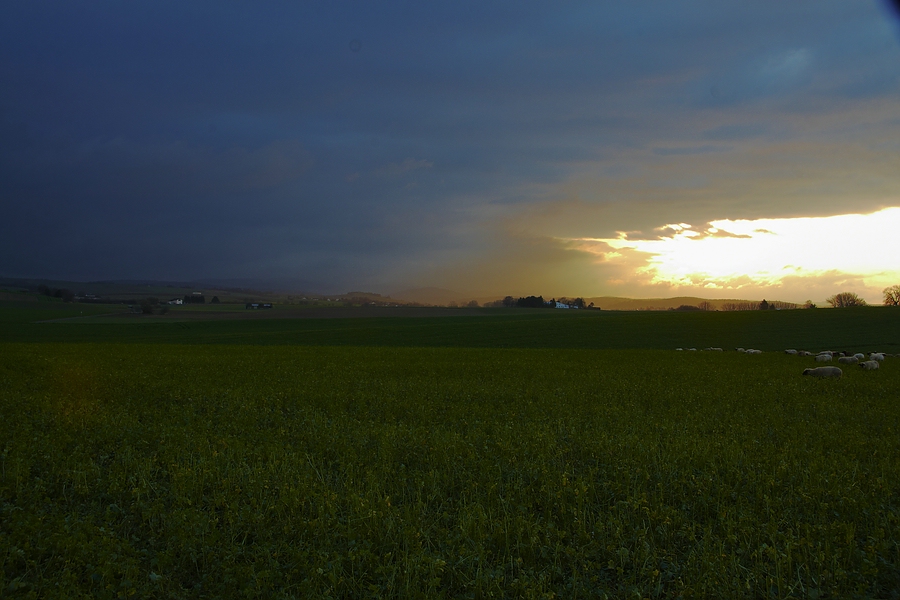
1,1 -> 898,292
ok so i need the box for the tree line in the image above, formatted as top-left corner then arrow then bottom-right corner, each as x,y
36,284 -> 74,302
476,296 -> 594,309
718,300 -> 803,311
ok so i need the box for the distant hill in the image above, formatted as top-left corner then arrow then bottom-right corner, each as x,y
1,277 -> 800,311
0,277 -> 294,304
389,287 -> 463,306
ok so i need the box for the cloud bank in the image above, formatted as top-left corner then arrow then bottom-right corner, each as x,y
1,1 -> 898,299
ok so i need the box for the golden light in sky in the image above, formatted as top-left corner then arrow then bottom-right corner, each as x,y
568,207 -> 900,294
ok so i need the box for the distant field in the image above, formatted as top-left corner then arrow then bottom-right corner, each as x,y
1,300 -> 898,352
2,343 -> 899,597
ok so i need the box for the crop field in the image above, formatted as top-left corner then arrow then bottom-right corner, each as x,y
1,303 -> 900,598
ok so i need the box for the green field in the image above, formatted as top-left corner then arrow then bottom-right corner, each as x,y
2,300 -> 899,353
1,302 -> 899,598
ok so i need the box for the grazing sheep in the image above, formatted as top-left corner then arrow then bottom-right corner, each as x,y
785,349 -> 798,355
675,347 -> 683,351
870,353 -> 885,362
860,360 -> 880,370
688,348 -> 697,351
746,349 -> 762,354
736,347 -> 746,353
815,354 -> 832,363
798,351 -> 813,357
854,353 -> 865,360
705,347 -> 723,351
838,356 -> 859,365
803,366 -> 842,379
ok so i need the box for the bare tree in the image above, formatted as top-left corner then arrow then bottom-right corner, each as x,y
697,301 -> 713,311
826,292 -> 867,308
883,285 -> 900,306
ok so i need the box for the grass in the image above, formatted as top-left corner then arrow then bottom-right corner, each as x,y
1,301 -> 899,351
1,303 -> 899,597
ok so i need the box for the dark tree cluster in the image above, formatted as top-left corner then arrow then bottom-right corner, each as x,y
485,295 -> 596,309
556,297 -> 589,309
721,302 -> 759,311
139,297 -> 168,315
826,292 -> 867,308
183,294 -> 206,304
36,284 -> 74,302
516,295 -> 551,308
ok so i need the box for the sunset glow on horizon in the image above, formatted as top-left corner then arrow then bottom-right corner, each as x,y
568,207 -> 900,299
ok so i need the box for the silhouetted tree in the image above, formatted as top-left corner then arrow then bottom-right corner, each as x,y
883,285 -> 900,306
803,300 -> 817,309
698,301 -> 713,311
140,298 -> 156,314
211,296 -> 220,304
466,300 -> 479,307
502,296 -> 516,307
758,299 -> 769,310
516,295 -> 548,308
826,292 -> 867,308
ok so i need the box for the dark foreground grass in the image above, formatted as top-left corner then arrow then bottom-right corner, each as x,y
2,343 -> 899,598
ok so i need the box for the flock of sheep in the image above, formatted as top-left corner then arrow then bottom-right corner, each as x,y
674,346 -> 892,379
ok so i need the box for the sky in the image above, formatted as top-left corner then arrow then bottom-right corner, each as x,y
2,1 -> 899,302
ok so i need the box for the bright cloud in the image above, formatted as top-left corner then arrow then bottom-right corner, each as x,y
567,207 -> 900,292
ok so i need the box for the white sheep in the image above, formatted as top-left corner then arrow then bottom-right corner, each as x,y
746,349 -> 762,354
838,356 -> 859,365
870,353 -> 885,362
785,349 -> 798,355
854,353 -> 865,360
675,347 -> 683,351
798,351 -> 813,356
803,366 -> 842,379
860,360 -> 880,371
736,347 -> 746,353
815,354 -> 832,363
705,347 -> 723,351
